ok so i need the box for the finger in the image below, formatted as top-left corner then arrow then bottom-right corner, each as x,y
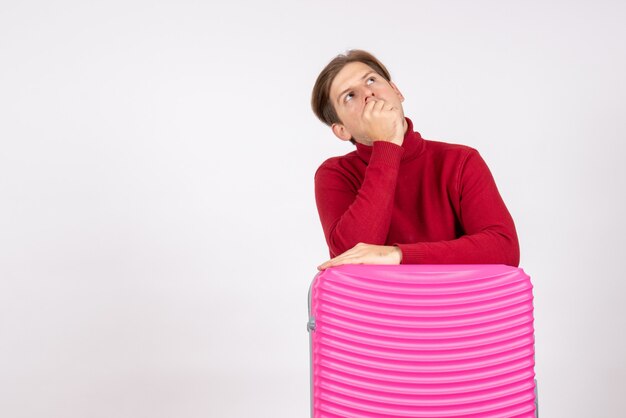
373,99 -> 386,113
317,251 -> 359,270
383,102 -> 395,111
319,251 -> 369,270
318,258 -> 344,270
318,256 -> 361,270
363,99 -> 377,116
318,253 -> 352,269
317,251 -> 354,270
317,244 -> 369,270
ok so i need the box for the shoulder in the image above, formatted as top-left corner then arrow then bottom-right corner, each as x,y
315,150 -> 363,178
423,138 -> 481,168
425,138 -> 477,156
314,150 -> 367,193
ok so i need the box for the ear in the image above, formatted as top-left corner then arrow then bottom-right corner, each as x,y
389,81 -> 405,102
331,123 -> 353,142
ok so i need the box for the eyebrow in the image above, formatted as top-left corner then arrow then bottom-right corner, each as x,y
335,71 -> 377,105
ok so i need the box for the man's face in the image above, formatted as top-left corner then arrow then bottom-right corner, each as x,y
329,61 -> 405,143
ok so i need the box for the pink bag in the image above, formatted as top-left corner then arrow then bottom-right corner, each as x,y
307,264 -> 537,417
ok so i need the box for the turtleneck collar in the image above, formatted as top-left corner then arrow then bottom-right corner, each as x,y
355,117 -> 425,163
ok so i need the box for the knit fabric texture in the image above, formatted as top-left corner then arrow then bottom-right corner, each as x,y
314,118 -> 520,266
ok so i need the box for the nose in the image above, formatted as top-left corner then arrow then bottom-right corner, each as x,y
364,89 -> 375,103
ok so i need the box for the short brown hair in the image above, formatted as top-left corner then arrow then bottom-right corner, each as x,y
311,50 -> 392,131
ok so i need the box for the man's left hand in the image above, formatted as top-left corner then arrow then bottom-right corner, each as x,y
317,243 -> 403,271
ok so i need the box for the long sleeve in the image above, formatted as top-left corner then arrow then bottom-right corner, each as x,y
314,141 -> 404,257
314,119 -> 520,267
395,150 -> 520,266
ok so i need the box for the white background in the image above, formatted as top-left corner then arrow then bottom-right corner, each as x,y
1,1 -> 625,417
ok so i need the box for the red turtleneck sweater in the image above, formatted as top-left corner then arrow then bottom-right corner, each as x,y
314,118 -> 520,266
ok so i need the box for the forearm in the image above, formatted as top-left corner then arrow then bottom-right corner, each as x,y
396,229 -> 520,266
315,142 -> 403,256
392,148 -> 520,267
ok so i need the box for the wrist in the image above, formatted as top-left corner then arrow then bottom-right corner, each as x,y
390,136 -> 404,146
393,245 -> 403,264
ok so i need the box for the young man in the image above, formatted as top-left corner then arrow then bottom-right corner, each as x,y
311,50 -> 519,270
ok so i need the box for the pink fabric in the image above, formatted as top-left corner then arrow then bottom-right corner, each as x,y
309,264 -> 536,417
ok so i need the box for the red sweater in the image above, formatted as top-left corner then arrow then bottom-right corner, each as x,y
314,118 -> 520,266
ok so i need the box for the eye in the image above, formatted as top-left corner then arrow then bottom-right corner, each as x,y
366,77 -> 376,85
344,92 -> 354,102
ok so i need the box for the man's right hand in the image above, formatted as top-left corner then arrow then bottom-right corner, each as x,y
361,98 -> 405,146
